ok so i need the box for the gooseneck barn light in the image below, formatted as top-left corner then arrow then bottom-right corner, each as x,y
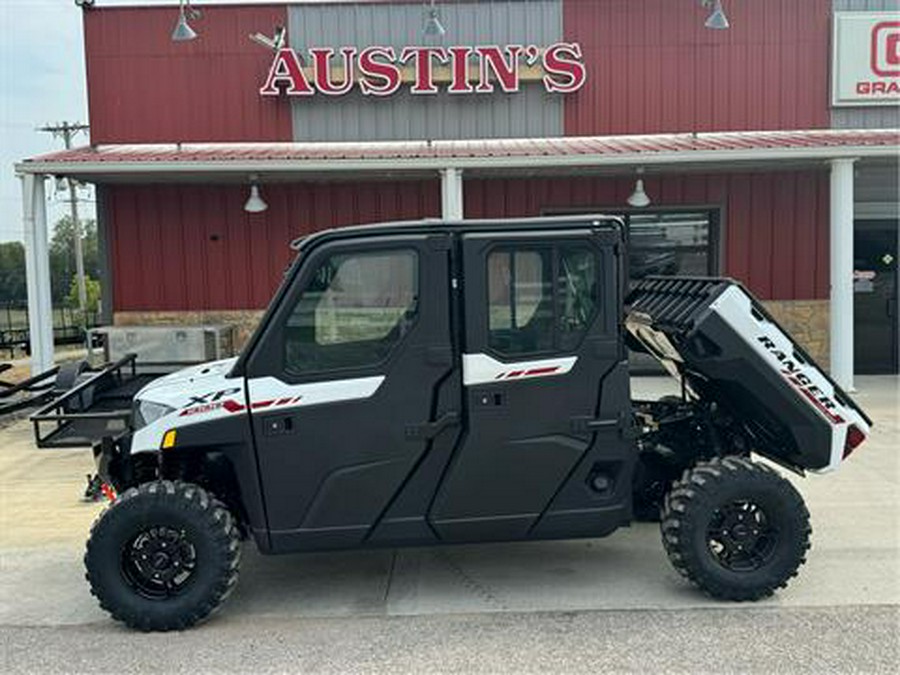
249,25 -> 287,52
627,169 -> 651,208
423,0 -> 447,37
244,177 -> 269,214
172,0 -> 201,42
702,0 -> 730,30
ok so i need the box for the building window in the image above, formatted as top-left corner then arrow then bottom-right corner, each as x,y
543,209 -> 719,285
627,211 -> 714,282
487,245 -> 599,356
283,249 -> 418,373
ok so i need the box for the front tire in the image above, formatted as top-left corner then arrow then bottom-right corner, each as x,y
85,480 -> 241,631
661,456 -> 810,601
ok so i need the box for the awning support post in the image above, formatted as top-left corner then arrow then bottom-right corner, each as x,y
441,167 -> 464,220
20,173 -> 55,376
829,158 -> 856,391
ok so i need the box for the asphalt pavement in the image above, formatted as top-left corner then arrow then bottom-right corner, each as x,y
1,376 -> 897,673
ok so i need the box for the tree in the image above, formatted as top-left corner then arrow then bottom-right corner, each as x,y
0,216 -> 100,309
50,216 -> 99,304
68,274 -> 102,326
0,241 -> 26,303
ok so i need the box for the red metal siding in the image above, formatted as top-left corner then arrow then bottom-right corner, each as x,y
563,0 -> 831,135
464,170 -> 830,301
107,181 -> 440,311
85,6 -> 292,144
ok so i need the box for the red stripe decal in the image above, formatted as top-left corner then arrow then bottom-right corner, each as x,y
781,371 -> 845,425
524,366 -> 560,376
795,386 -> 845,425
222,399 -> 246,413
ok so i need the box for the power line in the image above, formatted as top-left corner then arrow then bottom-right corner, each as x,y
37,122 -> 90,319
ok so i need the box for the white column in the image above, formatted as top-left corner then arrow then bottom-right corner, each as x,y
829,158 -> 856,391
21,173 -> 55,376
440,167 -> 464,220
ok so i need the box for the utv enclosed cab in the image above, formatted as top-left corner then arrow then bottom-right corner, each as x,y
46,216 -> 869,631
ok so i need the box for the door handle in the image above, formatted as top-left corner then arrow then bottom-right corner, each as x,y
474,390 -> 505,407
262,415 -> 294,437
404,412 -> 460,441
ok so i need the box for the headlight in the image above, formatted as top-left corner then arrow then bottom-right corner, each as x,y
133,400 -> 176,429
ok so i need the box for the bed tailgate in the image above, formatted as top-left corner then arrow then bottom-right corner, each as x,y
625,277 -> 872,473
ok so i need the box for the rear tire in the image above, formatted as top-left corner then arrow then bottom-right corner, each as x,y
660,456 -> 810,601
84,480 -> 241,631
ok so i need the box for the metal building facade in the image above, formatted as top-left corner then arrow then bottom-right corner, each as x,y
16,0 -> 897,378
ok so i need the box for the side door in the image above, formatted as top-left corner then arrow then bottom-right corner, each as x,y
244,233 -> 454,552
430,227 -> 632,541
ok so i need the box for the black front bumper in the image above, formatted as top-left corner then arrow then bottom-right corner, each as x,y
92,434 -> 135,490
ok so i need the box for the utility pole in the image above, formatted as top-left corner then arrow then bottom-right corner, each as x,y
38,122 -> 90,324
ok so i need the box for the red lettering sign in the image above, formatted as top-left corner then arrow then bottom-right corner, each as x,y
542,43 -> 587,94
311,47 -> 356,96
259,48 -> 314,96
400,46 -> 448,94
358,46 -> 402,96
475,45 -> 523,93
259,43 -> 587,97
871,21 -> 900,77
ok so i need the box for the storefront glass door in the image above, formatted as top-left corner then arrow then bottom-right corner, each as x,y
854,221 -> 899,375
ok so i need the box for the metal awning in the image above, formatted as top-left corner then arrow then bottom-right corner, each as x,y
14,128 -> 899,382
16,129 -> 899,181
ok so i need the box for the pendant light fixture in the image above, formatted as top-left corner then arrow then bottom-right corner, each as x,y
627,169 -> 651,208
423,1 -> 446,37
702,0 -> 730,30
244,177 -> 268,214
172,0 -> 200,42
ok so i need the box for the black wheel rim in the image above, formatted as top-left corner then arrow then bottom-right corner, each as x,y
120,526 -> 198,600
706,500 -> 778,572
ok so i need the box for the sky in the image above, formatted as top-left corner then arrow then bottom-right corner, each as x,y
0,0 -> 91,242
0,0 -> 284,243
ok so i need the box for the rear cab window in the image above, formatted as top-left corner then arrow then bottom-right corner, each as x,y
487,244 -> 600,357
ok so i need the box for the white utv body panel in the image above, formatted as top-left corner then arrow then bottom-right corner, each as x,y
130,358 -> 385,454
712,286 -> 870,473
627,278 -> 872,474
131,358 -> 245,453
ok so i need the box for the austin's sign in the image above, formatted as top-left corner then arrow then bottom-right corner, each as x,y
260,43 -> 586,97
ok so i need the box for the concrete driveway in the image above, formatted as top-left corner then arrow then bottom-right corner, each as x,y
1,376 -> 897,672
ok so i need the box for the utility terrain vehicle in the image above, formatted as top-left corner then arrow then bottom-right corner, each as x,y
50,216 -> 870,631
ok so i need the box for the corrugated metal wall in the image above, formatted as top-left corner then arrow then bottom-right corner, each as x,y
831,0 -> 900,129
83,1 -> 844,142
85,5 -> 293,144
563,0 -> 831,135
107,181 -> 440,311
464,170 -> 831,301
287,0 -> 563,141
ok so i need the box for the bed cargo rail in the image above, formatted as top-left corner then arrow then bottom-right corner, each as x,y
626,277 -> 872,473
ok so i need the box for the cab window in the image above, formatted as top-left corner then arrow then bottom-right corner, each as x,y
283,249 -> 419,373
487,245 -> 598,356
